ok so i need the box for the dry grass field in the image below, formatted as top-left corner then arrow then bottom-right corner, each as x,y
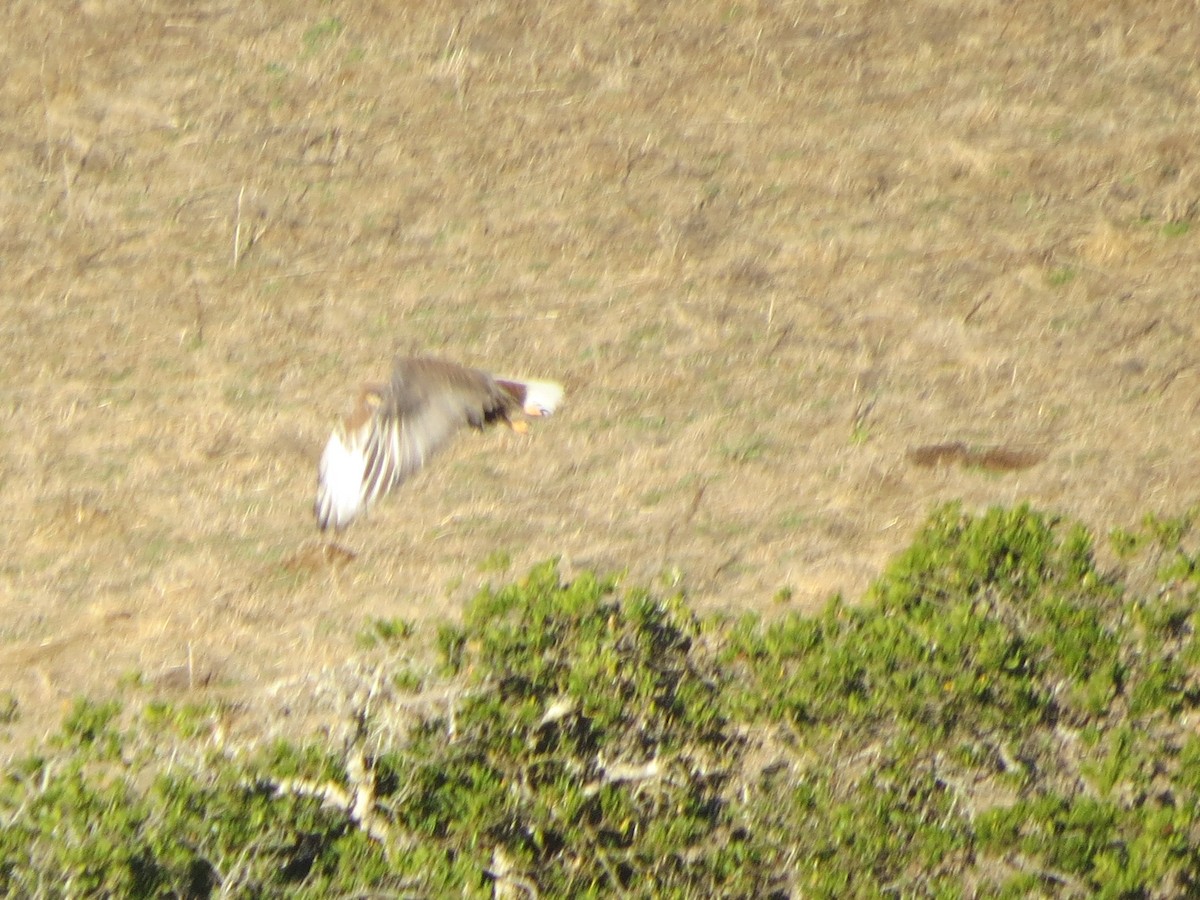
2,0 -> 1198,753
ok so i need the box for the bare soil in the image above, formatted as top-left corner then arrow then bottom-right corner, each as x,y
2,0 -> 1198,753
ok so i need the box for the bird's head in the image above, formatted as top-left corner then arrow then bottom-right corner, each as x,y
521,379 -> 564,417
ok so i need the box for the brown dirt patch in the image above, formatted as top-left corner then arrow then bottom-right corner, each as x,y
2,0 -> 1198,752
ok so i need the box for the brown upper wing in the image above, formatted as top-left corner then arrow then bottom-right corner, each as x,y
358,358 -> 514,509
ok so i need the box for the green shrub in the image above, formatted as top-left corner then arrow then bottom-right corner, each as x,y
724,503 -> 1200,896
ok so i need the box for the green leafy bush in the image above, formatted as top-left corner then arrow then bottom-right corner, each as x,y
724,503 -> 1200,896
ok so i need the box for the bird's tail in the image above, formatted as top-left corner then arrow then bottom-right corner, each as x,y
496,377 -> 564,417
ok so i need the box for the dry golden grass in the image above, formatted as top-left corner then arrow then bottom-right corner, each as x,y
2,0 -> 1198,752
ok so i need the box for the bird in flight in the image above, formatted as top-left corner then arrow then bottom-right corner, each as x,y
315,356 -> 564,531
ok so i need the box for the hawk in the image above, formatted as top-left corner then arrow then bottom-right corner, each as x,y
315,356 -> 563,531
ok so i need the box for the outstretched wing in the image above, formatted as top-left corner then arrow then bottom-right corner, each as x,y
315,358 -> 508,531
359,359 -> 508,513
